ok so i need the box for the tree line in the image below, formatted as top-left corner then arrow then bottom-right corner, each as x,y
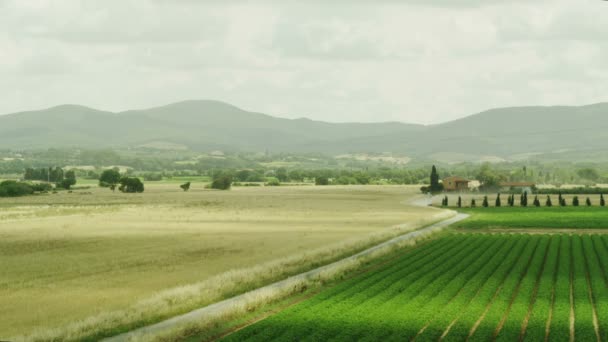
443,193 -> 607,208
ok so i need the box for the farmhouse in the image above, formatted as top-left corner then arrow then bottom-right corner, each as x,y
442,176 -> 470,192
500,181 -> 536,193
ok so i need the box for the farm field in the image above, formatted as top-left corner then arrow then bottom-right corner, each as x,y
457,207 -> 608,230
0,184 -> 443,340
224,233 -> 607,342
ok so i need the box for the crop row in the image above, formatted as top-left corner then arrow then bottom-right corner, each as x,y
223,234 -> 608,342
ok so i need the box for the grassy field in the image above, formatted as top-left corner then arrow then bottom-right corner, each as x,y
224,233 -> 607,341
456,207 -> 608,230
0,184 -> 442,340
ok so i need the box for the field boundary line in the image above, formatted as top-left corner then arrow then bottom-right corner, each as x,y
569,239 -> 575,342
518,236 -> 552,341
466,237 -> 539,340
544,236 -> 561,342
492,237 -> 545,339
102,212 -> 468,342
581,238 -> 601,342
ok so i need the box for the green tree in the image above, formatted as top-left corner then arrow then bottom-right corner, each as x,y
546,195 -> 553,207
482,196 -> 489,208
118,177 -> 144,193
458,196 -> 462,208
276,168 -> 289,182
471,198 -> 476,208
601,194 -> 605,207
586,197 -> 592,207
430,165 -> 441,192
57,170 -> 77,189
533,196 -> 541,207
521,192 -> 528,207
99,169 -> 121,190
495,193 -> 501,207
573,196 -> 580,207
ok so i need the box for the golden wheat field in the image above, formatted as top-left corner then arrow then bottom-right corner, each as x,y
0,184 -> 442,339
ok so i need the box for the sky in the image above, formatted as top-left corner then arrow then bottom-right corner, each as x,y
1,0 -> 607,124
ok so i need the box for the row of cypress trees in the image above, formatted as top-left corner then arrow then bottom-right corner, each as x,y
442,193 -> 606,208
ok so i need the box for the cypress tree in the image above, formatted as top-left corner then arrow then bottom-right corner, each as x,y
521,192 -> 528,207
601,194 -> 605,207
509,194 -> 515,207
558,192 -> 563,206
458,196 -> 462,208
561,197 -> 567,207
430,165 -> 440,192
546,195 -> 552,207
471,198 -> 476,208
445,195 -> 449,207
534,195 -> 540,207
573,196 -> 579,207
495,193 -> 501,207
586,197 -> 592,207
483,195 -> 489,208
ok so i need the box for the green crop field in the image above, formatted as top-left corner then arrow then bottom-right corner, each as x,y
223,233 -> 607,341
457,207 -> 608,230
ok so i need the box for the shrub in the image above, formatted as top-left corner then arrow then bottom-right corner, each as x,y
315,176 -> 329,186
482,196 -> 489,208
180,182 -> 191,192
0,181 -> 34,197
210,174 -> 233,190
471,198 -> 476,208
586,197 -> 592,207
573,196 -> 580,207
546,195 -> 553,207
266,178 -> 281,186
533,195 -> 541,207
118,177 -> 144,193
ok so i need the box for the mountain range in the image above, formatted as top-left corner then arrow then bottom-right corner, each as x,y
1,100 -> 607,162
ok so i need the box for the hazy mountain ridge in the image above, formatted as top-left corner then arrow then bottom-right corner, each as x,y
1,100 -> 607,161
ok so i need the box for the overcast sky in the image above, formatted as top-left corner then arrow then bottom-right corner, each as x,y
1,0 -> 607,124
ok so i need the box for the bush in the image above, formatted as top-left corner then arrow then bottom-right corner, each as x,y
265,178 -> 281,186
573,196 -> 580,207
0,181 -> 34,197
180,182 -> 191,192
482,196 -> 489,208
315,176 -> 329,186
210,174 -> 233,190
118,177 -> 144,193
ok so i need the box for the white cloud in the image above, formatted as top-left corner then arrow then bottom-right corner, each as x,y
0,0 -> 607,124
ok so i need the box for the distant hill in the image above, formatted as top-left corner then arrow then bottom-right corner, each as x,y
1,100 -> 607,162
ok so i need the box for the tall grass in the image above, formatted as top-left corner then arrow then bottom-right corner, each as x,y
13,211 -> 453,342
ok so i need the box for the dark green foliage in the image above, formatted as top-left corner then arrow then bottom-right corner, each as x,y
558,192 -> 563,206
266,178 -> 281,186
586,197 -> 592,206
0,180 -> 34,197
99,169 -> 121,188
56,170 -> 77,189
546,195 -> 553,207
457,196 -> 462,208
118,177 -> 144,193
495,193 -> 501,207
210,173 -> 233,190
482,196 -> 489,208
533,195 -> 540,207
601,194 -> 606,207
315,176 -> 329,186
560,197 -> 567,207
143,173 -> 163,181
180,182 -> 191,192
441,196 -> 448,207
430,165 -> 440,192
24,167 -> 65,182
521,191 -> 528,207
573,196 -> 580,207
471,198 -> 476,207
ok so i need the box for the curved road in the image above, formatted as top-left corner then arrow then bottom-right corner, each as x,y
103,196 -> 468,342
